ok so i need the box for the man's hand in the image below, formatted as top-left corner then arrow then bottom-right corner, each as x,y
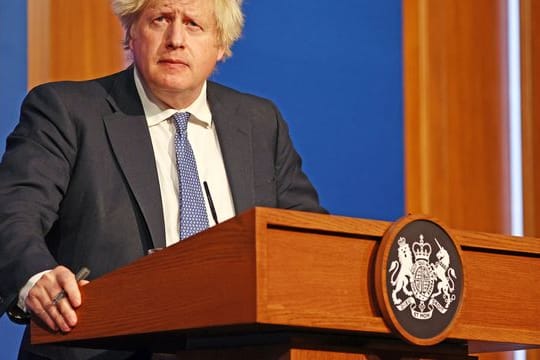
25,265 -> 89,332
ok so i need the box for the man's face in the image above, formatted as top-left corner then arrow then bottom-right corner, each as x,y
129,0 -> 225,107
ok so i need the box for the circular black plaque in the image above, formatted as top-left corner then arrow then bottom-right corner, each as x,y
375,215 -> 464,346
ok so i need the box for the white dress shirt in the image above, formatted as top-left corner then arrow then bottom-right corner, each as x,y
134,69 -> 236,246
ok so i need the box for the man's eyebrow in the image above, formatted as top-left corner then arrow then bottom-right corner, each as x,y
147,6 -> 204,21
146,4 -> 174,14
183,8 -> 203,20
151,8 -> 173,15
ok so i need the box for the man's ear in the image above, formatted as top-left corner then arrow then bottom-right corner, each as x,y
127,24 -> 136,50
217,46 -> 226,62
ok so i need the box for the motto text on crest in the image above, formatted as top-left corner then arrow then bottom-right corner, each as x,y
388,235 -> 458,320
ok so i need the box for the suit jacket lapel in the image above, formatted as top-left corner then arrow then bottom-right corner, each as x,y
208,82 -> 254,214
98,75 -> 252,249
102,69 -> 166,249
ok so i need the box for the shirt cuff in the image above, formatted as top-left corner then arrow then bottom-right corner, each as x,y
17,270 -> 52,312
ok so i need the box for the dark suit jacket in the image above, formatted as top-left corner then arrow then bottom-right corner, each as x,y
0,68 -> 325,359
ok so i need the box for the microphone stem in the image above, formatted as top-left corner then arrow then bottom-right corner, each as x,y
203,181 -> 219,225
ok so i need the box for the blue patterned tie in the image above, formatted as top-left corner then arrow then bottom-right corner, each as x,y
173,112 -> 209,240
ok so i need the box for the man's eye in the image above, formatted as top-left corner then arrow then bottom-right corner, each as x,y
154,16 -> 168,23
185,19 -> 202,30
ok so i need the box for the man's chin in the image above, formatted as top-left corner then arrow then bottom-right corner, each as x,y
152,76 -> 195,92
151,81 -> 203,107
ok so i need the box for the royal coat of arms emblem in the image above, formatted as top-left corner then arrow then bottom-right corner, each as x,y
375,215 -> 464,346
389,235 -> 457,319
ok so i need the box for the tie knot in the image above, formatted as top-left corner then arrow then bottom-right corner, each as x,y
173,112 -> 190,133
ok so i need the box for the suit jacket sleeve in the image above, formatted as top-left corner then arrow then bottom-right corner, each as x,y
272,103 -> 326,213
0,84 -> 76,315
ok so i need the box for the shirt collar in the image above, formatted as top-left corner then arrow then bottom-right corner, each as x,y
133,67 -> 212,128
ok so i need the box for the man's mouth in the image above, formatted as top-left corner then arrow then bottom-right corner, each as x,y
159,59 -> 189,66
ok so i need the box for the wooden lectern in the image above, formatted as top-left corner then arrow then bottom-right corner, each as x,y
31,208 -> 540,359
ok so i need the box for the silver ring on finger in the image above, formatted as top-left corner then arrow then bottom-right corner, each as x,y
44,300 -> 59,310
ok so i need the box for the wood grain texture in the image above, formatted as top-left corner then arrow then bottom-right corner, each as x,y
454,250 -> 540,345
253,209 -> 389,333
404,0 -> 511,234
32,211 -> 258,345
257,227 -> 385,332
175,346 -> 369,360
27,0 -> 51,89
27,0 -> 124,88
403,2 -> 517,358
288,349 -> 368,360
30,208 -> 539,356
521,0 -> 540,240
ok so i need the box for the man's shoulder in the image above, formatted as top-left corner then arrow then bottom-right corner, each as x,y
27,68 -> 131,100
207,81 -> 277,110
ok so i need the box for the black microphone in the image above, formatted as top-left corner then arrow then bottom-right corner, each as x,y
203,181 -> 219,225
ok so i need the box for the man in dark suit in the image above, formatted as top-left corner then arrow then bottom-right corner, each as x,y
0,0 -> 325,358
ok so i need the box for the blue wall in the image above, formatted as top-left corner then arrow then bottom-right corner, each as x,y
0,2 -> 27,357
213,0 -> 403,220
0,1 -> 402,357
0,2 -> 27,152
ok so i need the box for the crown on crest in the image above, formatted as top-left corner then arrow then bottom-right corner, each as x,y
412,234 -> 432,260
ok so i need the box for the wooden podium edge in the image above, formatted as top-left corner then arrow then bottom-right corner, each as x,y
30,207 -> 540,354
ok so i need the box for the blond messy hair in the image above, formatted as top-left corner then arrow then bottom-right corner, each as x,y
111,0 -> 244,59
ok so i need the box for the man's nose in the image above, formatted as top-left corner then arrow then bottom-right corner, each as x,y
166,20 -> 185,48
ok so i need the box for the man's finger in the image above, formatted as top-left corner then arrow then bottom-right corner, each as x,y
59,280 -> 82,309
43,298 -> 72,333
26,285 -> 60,331
55,268 -> 84,309
51,293 -> 77,328
27,298 -> 58,332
